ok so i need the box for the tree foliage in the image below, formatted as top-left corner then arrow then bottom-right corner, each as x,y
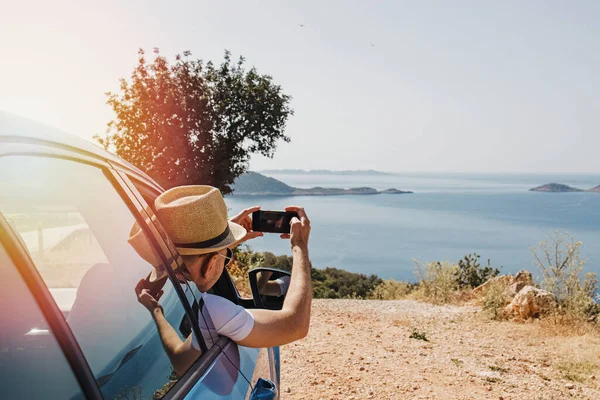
238,249 -> 382,299
96,48 -> 293,193
311,267 -> 383,299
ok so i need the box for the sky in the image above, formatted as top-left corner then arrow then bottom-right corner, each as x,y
1,0 -> 599,174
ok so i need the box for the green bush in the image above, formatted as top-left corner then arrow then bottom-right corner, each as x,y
234,247 -> 505,303
409,328 -> 429,341
311,267 -> 382,299
455,253 -> 500,288
233,247 -> 382,299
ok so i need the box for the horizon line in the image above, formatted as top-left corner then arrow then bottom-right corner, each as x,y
256,169 -> 600,176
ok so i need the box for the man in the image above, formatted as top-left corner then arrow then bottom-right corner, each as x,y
130,185 -> 311,377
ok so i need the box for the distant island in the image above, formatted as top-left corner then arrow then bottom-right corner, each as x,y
260,169 -> 392,176
529,183 -> 600,193
589,185 -> 600,193
231,172 -> 412,196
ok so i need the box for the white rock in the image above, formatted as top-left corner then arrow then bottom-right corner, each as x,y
504,286 -> 555,320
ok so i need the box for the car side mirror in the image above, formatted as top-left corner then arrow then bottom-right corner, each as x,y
248,268 -> 291,310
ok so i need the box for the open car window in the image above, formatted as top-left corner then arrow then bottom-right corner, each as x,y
0,155 -> 201,399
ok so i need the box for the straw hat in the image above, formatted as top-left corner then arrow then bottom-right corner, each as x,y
128,185 -> 246,281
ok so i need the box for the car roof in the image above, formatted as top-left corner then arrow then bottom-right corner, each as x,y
0,110 -> 161,188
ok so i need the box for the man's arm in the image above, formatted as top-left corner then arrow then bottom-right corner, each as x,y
237,206 -> 312,348
135,280 -> 200,376
256,271 -> 274,293
259,275 -> 290,297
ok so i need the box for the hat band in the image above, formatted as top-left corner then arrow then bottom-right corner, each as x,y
174,225 -> 231,249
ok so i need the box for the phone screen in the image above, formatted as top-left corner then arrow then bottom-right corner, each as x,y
252,210 -> 298,233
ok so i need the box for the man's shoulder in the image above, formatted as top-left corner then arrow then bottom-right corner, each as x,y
201,293 -> 241,313
199,293 -> 254,341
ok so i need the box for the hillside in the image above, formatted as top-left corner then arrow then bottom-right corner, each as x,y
231,172 -> 413,196
529,183 -> 584,192
588,185 -> 600,192
231,171 -> 294,195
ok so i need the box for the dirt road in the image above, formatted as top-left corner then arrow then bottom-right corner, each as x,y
280,299 -> 600,399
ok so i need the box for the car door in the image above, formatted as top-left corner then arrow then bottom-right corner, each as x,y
0,151 -> 244,399
119,172 -> 280,399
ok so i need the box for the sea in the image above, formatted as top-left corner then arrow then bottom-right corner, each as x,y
225,173 -> 600,282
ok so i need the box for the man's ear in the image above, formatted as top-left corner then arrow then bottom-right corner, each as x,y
200,254 -> 219,279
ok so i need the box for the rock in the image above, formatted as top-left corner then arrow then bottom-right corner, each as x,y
471,275 -> 514,299
504,286 -> 555,320
472,270 -> 535,302
565,383 -> 575,389
478,371 -> 501,379
514,270 -> 534,285
502,270 -> 534,299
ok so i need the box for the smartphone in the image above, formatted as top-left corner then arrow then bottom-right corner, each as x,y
252,210 -> 299,233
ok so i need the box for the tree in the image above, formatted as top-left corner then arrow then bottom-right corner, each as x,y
96,48 -> 293,193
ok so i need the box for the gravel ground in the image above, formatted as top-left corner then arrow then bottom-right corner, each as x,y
280,299 -> 600,400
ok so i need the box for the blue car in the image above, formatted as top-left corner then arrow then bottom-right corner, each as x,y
0,112 -> 285,400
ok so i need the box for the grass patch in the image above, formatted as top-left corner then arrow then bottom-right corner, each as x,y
485,377 -> 502,383
539,315 -> 597,337
556,361 -> 596,382
451,358 -> 463,367
489,365 -> 509,373
538,373 -> 551,381
409,329 -> 429,342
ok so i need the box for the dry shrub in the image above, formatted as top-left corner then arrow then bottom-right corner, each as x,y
368,279 -> 414,300
555,360 -> 598,383
413,259 -> 459,304
538,314 -> 598,336
531,231 -> 598,329
482,279 -> 511,320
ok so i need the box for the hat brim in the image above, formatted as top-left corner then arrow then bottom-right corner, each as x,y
175,221 -> 246,256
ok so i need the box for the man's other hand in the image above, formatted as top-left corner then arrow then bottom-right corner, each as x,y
281,206 -> 310,249
135,279 -> 164,312
230,206 -> 264,243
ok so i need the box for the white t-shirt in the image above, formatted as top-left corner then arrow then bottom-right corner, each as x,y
274,275 -> 291,296
191,293 -> 254,350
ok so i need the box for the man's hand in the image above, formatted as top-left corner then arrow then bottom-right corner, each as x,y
281,206 -> 310,249
242,205 -> 312,349
230,206 -> 264,243
135,278 -> 164,313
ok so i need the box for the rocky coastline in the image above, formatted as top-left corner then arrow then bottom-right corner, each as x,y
231,171 -> 413,196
